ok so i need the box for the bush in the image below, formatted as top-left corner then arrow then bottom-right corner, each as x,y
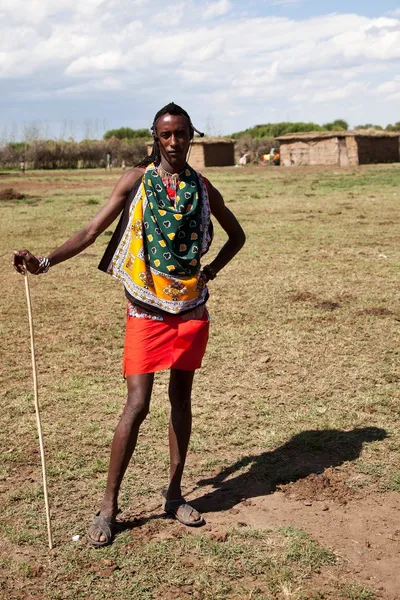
231,122 -> 326,139
0,139 -> 148,170
103,127 -> 151,140
354,123 -> 384,131
323,119 -> 349,131
231,120 -> 349,139
235,136 -> 278,160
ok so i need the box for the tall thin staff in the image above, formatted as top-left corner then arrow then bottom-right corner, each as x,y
23,263 -> 53,550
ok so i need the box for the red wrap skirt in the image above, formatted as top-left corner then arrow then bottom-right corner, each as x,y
123,308 -> 210,376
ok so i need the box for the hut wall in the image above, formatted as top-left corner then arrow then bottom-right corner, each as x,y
203,143 -> 235,167
280,141 -> 311,166
356,136 -> 400,164
280,138 -> 339,166
188,144 -> 206,170
309,138 -> 339,165
279,143 -> 291,167
345,136 -> 359,166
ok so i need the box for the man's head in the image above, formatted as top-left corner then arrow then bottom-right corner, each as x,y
153,114 -> 192,171
152,102 -> 195,141
136,103 -> 203,170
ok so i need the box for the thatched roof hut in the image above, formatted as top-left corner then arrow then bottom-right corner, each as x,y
147,138 -> 236,169
276,130 -> 400,167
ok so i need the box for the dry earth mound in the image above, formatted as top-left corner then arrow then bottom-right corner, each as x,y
0,188 -> 26,201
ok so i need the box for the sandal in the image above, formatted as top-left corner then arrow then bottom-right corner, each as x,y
161,489 -> 205,527
87,512 -> 116,548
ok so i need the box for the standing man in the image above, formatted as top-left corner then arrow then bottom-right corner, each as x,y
13,103 -> 245,547
106,151 -> 112,170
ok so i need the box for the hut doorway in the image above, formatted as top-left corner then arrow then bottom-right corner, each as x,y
338,137 -> 349,167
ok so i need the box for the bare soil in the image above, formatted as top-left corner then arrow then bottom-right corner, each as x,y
216,489 -> 400,599
0,187 -> 26,200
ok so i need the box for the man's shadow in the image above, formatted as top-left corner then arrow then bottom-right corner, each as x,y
192,427 -> 387,514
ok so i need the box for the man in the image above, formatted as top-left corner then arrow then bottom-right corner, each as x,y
13,102 -> 245,547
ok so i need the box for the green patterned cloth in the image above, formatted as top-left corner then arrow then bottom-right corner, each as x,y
143,163 -> 203,276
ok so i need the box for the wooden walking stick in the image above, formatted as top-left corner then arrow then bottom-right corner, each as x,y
23,262 -> 53,550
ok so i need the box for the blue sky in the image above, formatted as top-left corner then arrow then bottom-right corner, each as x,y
247,0 -> 400,20
1,0 -> 400,140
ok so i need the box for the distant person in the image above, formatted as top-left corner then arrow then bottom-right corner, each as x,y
239,153 -> 249,166
106,152 -> 112,170
13,102 -> 245,548
19,159 -> 25,174
121,159 -> 126,170
261,153 -> 270,164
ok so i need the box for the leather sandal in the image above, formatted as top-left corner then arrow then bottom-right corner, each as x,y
161,489 -> 205,527
87,512 -> 116,548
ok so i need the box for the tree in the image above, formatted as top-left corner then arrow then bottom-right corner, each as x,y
323,119 -> 349,131
385,122 -> 400,132
103,127 -> 151,140
231,122 -> 325,138
231,119 -> 349,139
354,123 -> 383,130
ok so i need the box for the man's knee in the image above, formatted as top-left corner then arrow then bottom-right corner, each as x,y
169,384 -> 191,410
125,391 -> 150,422
124,374 -> 153,422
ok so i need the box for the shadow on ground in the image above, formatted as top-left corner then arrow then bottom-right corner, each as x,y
192,427 -> 387,514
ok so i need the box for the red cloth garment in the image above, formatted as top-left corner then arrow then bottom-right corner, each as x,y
123,308 -> 210,375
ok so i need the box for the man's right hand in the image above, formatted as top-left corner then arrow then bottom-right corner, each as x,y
12,250 -> 40,274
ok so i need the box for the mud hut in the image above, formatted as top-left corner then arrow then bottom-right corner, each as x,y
276,130 -> 400,167
147,138 -> 236,169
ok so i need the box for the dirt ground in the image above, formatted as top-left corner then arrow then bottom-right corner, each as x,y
1,165 -> 399,600
198,476 -> 400,598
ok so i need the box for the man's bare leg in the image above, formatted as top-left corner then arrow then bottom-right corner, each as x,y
166,369 -> 194,500
164,369 -> 203,525
89,373 -> 154,543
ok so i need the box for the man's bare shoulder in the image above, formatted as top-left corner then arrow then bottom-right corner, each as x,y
117,166 -> 145,191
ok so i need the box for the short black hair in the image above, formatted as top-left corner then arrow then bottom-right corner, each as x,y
152,102 -> 195,138
136,102 -> 203,168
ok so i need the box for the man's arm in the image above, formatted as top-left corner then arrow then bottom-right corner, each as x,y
12,167 -> 144,274
204,180 -> 245,279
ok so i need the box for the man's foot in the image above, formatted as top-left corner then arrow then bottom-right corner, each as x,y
161,489 -> 205,527
87,511 -> 117,548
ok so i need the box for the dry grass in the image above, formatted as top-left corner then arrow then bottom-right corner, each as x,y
1,164 -> 399,599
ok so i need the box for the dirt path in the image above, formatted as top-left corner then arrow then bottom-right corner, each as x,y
193,484 -> 400,599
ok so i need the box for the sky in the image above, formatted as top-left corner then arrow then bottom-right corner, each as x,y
1,0 -> 400,140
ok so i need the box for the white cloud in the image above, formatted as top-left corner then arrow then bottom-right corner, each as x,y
65,52 -> 125,76
203,0 -> 231,19
0,2 -> 400,134
376,74 -> 400,100
309,82 -> 368,104
41,77 -> 123,97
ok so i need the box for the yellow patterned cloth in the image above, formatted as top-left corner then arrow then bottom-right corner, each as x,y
103,164 -> 212,315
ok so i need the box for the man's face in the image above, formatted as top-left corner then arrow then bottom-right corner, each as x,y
155,114 -> 192,169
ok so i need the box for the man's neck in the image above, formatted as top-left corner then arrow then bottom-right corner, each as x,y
159,157 -> 186,174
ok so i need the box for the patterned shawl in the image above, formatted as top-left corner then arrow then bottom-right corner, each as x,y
99,163 -> 212,315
